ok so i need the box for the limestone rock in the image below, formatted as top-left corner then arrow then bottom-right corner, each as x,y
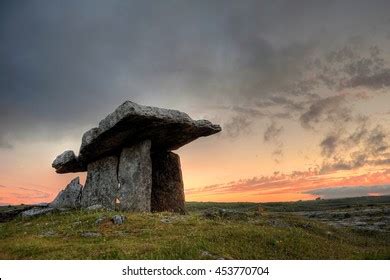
112,215 -> 126,225
21,207 -> 56,218
50,177 -> 82,209
52,150 -> 86,173
151,152 -> 185,213
80,155 -> 119,210
80,232 -> 101,238
118,140 -> 152,212
202,208 -> 249,220
69,101 -> 221,166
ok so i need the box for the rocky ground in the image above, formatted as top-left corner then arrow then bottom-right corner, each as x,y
296,206 -> 390,232
0,196 -> 389,259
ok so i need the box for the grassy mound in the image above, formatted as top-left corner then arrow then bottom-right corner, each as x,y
0,202 -> 389,259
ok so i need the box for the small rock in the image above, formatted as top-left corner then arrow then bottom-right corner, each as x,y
354,221 -> 367,226
81,232 -> 101,237
21,207 -> 56,218
201,251 -> 213,257
202,208 -> 248,220
373,222 -> 386,228
160,218 -> 172,224
95,217 -> 105,224
40,230 -> 56,237
112,215 -> 126,225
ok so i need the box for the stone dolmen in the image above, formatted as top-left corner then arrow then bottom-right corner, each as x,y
51,101 -> 221,213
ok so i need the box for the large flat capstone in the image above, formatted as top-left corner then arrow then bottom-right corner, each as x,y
118,140 -> 152,212
52,101 -> 221,173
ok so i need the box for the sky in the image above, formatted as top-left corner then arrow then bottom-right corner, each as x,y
2,0 -> 390,205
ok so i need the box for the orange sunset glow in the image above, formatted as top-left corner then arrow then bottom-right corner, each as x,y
1,1 -> 390,206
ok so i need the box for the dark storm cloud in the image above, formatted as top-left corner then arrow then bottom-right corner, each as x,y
1,0 -> 390,148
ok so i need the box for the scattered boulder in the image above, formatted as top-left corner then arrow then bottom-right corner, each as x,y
95,217 -> 105,224
21,207 -> 56,218
111,215 -> 126,225
81,232 -> 102,238
40,230 -> 56,237
50,177 -> 82,209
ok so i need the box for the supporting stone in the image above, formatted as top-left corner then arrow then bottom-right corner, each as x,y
118,140 -> 152,212
151,151 -> 185,213
80,155 -> 119,209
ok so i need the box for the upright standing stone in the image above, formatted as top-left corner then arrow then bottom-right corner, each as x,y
50,177 -> 82,209
151,152 -> 185,213
118,140 -> 152,211
80,155 -> 119,209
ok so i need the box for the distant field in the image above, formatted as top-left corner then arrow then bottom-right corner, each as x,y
187,195 -> 390,212
0,196 -> 389,259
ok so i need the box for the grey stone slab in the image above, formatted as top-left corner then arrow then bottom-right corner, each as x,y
80,155 -> 119,210
50,177 -> 82,209
151,151 -> 185,213
118,140 -> 152,211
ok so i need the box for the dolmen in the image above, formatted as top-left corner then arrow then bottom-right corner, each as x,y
51,101 -> 221,213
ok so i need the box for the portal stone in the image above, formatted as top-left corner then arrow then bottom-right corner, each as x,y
80,155 -> 119,209
151,152 -> 185,213
118,140 -> 152,211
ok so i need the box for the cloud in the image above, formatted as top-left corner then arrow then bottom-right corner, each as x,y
263,121 -> 284,142
263,121 -> 284,162
299,95 -> 351,130
3,0 -> 390,146
223,116 -> 252,138
306,185 -> 390,199
318,121 -> 390,173
320,134 -> 339,157
187,168 -> 390,201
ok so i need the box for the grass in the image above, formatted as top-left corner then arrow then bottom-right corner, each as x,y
0,201 -> 389,259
